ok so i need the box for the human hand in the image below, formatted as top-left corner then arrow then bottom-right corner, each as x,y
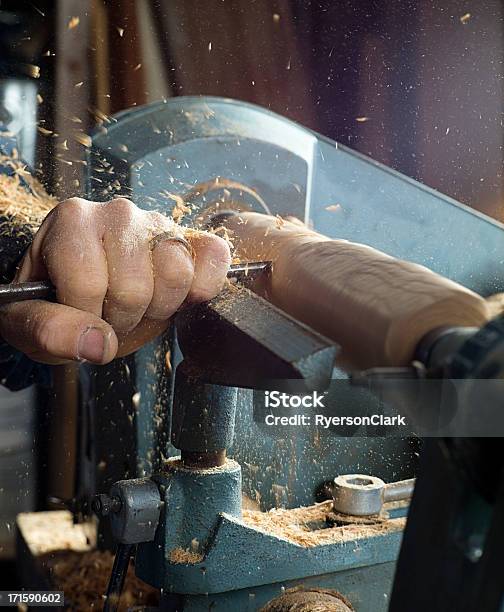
0,197 -> 230,364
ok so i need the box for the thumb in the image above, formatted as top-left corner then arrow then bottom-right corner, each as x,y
0,300 -> 118,365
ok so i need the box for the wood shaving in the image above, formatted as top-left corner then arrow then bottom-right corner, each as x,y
0,161 -> 57,229
18,511 -> 157,611
73,133 -> 92,147
183,177 -> 271,215
242,501 -> 405,547
165,349 -> 172,373
22,64 -> 40,78
181,176 -> 273,256
68,16 -> 80,29
44,550 -> 158,611
163,190 -> 191,223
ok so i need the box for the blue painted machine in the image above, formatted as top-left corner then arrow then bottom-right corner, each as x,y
84,97 -> 504,611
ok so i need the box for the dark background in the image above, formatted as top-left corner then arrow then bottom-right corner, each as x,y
1,0 -> 502,219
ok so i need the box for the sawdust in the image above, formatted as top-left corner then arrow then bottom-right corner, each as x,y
326,508 -> 389,526
325,204 -> 342,212
17,511 -> 157,611
0,159 -> 57,229
242,501 -> 405,547
43,549 -> 158,611
168,547 -> 204,564
164,456 -> 239,475
185,178 -> 269,210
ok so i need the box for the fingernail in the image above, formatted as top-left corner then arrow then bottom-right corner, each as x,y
78,327 -> 105,363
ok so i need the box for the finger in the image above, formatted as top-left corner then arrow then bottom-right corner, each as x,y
145,240 -> 195,320
15,215 -> 52,282
142,211 -> 195,320
0,300 -> 118,365
101,198 -> 154,333
15,204 -> 70,282
26,198 -> 108,317
185,232 -> 231,302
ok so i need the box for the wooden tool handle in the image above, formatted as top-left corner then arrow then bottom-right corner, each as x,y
224,212 -> 490,370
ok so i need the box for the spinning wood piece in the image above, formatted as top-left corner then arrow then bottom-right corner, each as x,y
224,212 -> 490,370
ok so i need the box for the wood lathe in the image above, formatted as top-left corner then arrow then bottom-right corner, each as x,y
15,97 -> 504,611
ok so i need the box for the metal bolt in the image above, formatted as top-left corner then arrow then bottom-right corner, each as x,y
331,474 -> 416,516
92,494 -> 122,517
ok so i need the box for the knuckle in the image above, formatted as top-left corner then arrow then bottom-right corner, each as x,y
193,233 -> 231,270
38,205 -> 58,226
148,210 -> 167,224
104,198 -> 140,231
61,276 -> 107,301
53,197 -> 88,222
107,197 -> 137,217
204,234 -> 232,264
34,315 -> 58,354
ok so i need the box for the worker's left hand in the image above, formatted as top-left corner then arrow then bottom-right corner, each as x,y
0,197 -> 231,365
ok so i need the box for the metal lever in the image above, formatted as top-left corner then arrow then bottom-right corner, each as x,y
383,478 -> 416,504
103,543 -> 136,612
331,473 -> 416,516
0,262 -> 271,305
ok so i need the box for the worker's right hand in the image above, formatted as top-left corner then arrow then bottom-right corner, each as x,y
0,197 -> 230,365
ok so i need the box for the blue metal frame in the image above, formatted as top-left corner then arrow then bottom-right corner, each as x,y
87,97 -> 504,610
